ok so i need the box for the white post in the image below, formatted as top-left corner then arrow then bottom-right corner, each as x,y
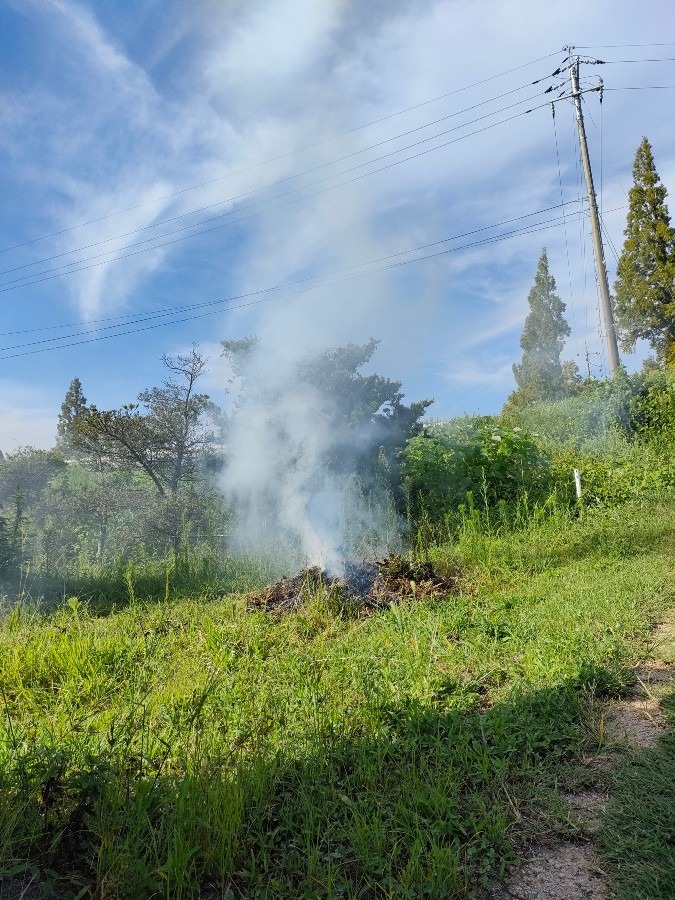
573,468 -> 582,499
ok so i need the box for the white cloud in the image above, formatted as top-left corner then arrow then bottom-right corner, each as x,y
2,0 -> 674,438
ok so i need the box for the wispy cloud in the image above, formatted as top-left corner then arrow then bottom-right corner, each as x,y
2,0 -> 673,438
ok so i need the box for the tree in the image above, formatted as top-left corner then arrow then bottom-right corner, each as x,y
614,137 -> 675,367
220,336 -> 431,565
0,508 -> 12,576
56,377 -> 88,450
78,348 -> 216,497
220,333 -> 431,573
76,347 -> 221,554
0,448 -> 67,573
509,249 -> 574,405
222,337 -> 431,500
0,447 -> 66,509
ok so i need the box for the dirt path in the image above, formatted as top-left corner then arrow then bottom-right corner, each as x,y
488,618 -> 675,900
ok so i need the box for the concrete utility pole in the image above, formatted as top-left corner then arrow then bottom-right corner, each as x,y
564,46 -> 621,375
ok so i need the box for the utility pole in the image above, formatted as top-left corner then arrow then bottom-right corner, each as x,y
583,344 -> 600,379
563,46 -> 621,375
567,51 -> 621,374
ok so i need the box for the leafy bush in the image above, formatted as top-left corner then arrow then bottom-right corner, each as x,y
630,369 -> 675,451
403,418 -> 553,528
404,371 -> 675,539
552,443 -> 675,507
501,372 -> 640,451
496,370 -> 675,510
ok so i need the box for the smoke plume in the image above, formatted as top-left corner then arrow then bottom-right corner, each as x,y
219,339 -> 420,573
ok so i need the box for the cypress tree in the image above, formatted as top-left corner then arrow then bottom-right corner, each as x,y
614,137 -> 675,367
511,249 -> 572,404
56,377 -> 88,449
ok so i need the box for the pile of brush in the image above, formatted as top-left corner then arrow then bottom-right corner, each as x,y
249,554 -> 460,615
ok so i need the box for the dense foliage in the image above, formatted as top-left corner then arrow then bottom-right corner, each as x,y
508,249 -> 579,407
401,366 -> 675,544
614,137 -> 675,366
222,337 -> 431,504
0,340 -> 430,592
403,419 -> 554,530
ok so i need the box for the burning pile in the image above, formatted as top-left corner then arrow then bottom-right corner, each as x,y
250,554 -> 460,615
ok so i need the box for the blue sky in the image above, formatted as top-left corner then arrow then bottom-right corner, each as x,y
1,0 -> 674,450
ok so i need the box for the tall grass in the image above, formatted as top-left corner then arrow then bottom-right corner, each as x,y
0,550 -> 281,616
1,501 -> 674,898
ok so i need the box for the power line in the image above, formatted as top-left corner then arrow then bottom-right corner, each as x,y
1,206 -> 583,350
0,202 -> 581,338
0,50 -> 563,255
0,100 -> 557,295
0,82 -> 547,278
576,43 -> 675,48
605,85 -> 675,90
600,216 -> 622,264
552,107 -> 579,354
600,57 -> 675,64
0,217 -> 577,361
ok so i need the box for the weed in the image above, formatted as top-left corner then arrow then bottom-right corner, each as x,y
600,694 -> 675,899
1,502 -> 674,896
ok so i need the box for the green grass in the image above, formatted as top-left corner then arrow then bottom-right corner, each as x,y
1,501 -> 674,898
600,691 -> 675,899
0,551 -> 281,617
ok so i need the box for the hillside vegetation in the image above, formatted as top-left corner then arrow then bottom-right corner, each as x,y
2,370 -> 675,898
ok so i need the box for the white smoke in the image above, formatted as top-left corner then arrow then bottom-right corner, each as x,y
219,341 -> 407,574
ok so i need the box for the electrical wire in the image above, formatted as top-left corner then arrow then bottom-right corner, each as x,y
1,48 -> 648,366
0,50 -> 563,255
0,218 -> 575,361
604,85 -> 675,90
0,100 -> 559,295
600,91 -> 603,221
600,57 -> 675,63
0,82 -> 549,278
0,202 -> 584,338
552,108 -> 579,355
2,211 -> 582,351
568,105 -> 591,345
575,43 -> 675,48
600,217 -> 622,264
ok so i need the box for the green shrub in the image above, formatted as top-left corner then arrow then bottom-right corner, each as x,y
630,369 -> 675,451
552,443 -> 675,506
403,418 -> 553,528
500,372 -> 639,451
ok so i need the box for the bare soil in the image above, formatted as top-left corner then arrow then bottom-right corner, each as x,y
487,617 -> 675,900
490,843 -> 610,900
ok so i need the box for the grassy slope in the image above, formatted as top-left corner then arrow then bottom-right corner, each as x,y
601,698 -> 675,900
1,502 -> 674,899
600,618 -> 675,900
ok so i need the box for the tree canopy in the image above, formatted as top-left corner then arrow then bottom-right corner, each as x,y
222,337 -> 432,499
73,347 -> 222,554
1,338 -> 428,577
508,249 -> 575,407
56,377 -> 88,450
614,137 -> 675,367
77,348 -> 217,497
